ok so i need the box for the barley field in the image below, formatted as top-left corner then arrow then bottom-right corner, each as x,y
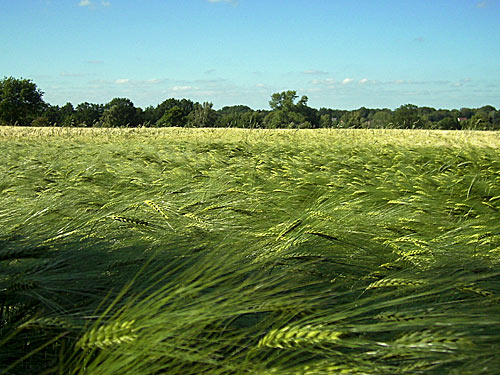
1,127 -> 500,374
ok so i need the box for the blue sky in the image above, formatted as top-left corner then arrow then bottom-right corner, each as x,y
1,0 -> 499,110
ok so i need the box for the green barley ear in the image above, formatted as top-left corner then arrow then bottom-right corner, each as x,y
20,317 -> 75,330
109,215 -> 150,227
183,212 -> 209,230
286,360 -> 370,375
144,200 -> 174,230
258,325 -> 342,349
376,311 -> 431,323
366,277 -> 426,290
458,283 -> 496,298
41,229 -> 80,245
392,329 -> 471,350
144,200 -> 169,221
76,320 -> 138,350
6,279 -> 39,293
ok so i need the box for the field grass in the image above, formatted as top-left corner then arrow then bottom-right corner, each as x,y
1,126 -> 500,374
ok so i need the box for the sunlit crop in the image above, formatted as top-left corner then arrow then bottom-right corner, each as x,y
1,127 -> 499,374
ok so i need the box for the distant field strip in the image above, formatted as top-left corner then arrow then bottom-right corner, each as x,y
1,126 -> 499,147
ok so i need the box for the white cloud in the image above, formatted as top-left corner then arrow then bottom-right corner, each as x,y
171,86 -> 194,91
311,78 -> 335,86
94,78 -> 164,87
358,78 -> 369,84
451,79 -> 472,87
342,78 -> 354,85
255,83 -> 266,87
302,69 -> 328,75
207,0 -> 239,5
476,1 -> 487,8
60,73 -> 84,77
78,0 -> 110,8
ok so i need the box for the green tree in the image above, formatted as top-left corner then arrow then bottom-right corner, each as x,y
265,91 -> 317,128
142,105 -> 157,126
143,98 -> 194,126
215,106 -> 255,128
265,109 -> 306,129
436,117 -> 461,130
59,102 -> 76,127
216,113 -> 242,128
32,104 -> 61,127
269,90 -> 299,111
156,106 -> 185,127
459,107 -> 474,119
186,102 -> 217,127
75,102 -> 104,127
479,105 -> 496,113
319,114 -> 332,128
0,76 -> 45,125
296,97 -> 319,127
102,98 -> 139,127
31,115 -> 52,127
339,111 -> 362,128
318,108 -> 344,128
468,111 -> 490,130
393,104 -> 424,129
371,110 -> 393,128
218,105 -> 253,115
476,106 -> 499,130
491,110 -> 500,129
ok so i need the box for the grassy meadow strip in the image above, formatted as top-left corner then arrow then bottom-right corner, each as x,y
1,127 -> 500,374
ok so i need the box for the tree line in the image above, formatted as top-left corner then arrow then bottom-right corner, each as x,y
1,76 -> 499,130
